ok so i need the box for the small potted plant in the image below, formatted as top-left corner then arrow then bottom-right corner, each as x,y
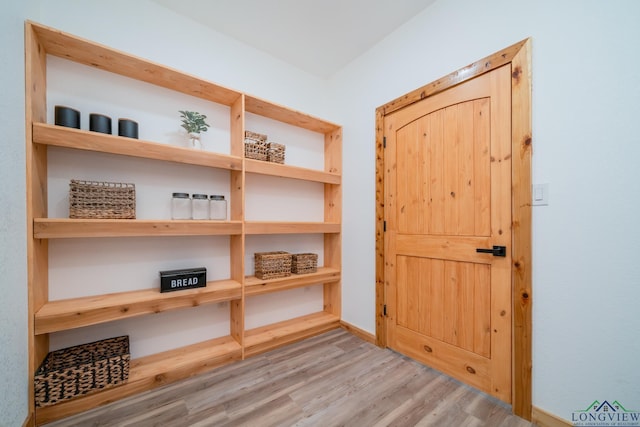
179,110 -> 210,149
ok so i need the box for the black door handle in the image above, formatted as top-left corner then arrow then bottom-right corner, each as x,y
476,245 -> 506,257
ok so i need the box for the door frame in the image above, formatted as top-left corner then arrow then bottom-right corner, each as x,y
375,39 -> 532,420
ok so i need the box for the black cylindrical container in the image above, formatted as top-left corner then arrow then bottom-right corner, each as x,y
118,119 -> 139,139
54,106 -> 80,129
89,114 -> 112,134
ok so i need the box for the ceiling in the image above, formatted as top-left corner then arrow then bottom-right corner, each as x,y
151,0 -> 437,78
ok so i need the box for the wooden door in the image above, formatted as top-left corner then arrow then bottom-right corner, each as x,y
384,64 -> 512,403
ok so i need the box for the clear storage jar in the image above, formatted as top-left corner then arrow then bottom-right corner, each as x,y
171,193 -> 191,219
192,193 -> 209,220
209,195 -> 227,220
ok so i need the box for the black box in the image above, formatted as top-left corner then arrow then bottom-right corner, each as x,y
160,267 -> 207,293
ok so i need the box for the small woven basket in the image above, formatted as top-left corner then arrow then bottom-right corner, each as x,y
34,336 -> 130,408
292,253 -> 318,274
267,142 -> 285,164
69,180 -> 136,219
245,131 -> 267,142
244,131 -> 269,161
254,251 -> 292,279
244,139 -> 268,161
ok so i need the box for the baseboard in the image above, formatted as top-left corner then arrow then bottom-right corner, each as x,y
532,406 -> 573,427
22,411 -> 34,427
340,321 -> 376,344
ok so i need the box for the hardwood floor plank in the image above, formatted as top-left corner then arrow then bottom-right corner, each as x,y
294,354 -> 409,424
184,403 -> 229,427
220,395 -> 304,427
115,400 -> 189,427
44,329 -> 532,427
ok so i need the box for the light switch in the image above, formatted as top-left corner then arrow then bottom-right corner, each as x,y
532,184 -> 549,206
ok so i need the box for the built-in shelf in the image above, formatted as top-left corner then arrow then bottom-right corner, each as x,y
26,21 -> 342,424
245,267 -> 340,297
244,311 -> 341,357
35,280 -> 242,335
31,24 -> 242,106
33,123 -> 243,170
33,218 -> 243,238
244,95 -> 339,134
35,335 -> 242,426
244,221 -> 340,235
244,158 -> 340,184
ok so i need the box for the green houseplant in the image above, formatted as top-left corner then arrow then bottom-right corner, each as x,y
179,110 -> 210,149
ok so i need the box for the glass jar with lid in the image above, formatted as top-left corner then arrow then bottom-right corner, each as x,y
171,193 -> 191,219
209,195 -> 227,220
191,193 -> 209,220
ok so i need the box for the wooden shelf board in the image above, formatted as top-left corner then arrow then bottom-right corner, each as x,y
244,158 -> 340,184
244,311 -> 341,357
33,218 -> 243,239
244,95 -> 340,134
33,123 -> 242,170
30,22 -> 241,106
245,267 -> 340,297
35,280 -> 242,335
244,221 -> 340,235
35,335 -> 242,425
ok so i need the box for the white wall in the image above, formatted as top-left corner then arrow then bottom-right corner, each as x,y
331,0 -> 640,421
39,0 -> 334,120
3,0 -> 639,424
0,1 -> 39,425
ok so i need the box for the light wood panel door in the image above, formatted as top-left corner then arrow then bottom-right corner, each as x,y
384,64 -> 512,403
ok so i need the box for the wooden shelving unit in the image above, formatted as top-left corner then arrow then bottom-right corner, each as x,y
244,221 -> 341,235
35,280 -> 242,334
244,311 -> 341,357
33,123 -> 244,170
25,21 -> 342,425
245,267 -> 340,296
244,158 -> 340,184
33,218 -> 243,238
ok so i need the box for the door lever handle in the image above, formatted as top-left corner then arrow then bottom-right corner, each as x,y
476,245 -> 506,257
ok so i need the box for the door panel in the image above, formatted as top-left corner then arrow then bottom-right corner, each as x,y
396,256 -> 491,357
385,64 -> 512,403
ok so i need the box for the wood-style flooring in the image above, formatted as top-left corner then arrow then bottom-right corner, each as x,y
44,328 -> 533,427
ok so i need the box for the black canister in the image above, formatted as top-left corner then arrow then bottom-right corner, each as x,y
89,113 -> 112,134
118,119 -> 139,139
54,106 -> 80,129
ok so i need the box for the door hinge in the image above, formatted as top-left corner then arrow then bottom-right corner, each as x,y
383,304 -> 387,316
383,221 -> 386,232
383,136 -> 386,148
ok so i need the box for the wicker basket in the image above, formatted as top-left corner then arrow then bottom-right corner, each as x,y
69,180 -> 136,219
292,253 -> 318,274
244,131 -> 269,161
244,131 -> 267,142
254,251 -> 292,279
244,138 -> 269,161
267,142 -> 285,164
34,336 -> 130,408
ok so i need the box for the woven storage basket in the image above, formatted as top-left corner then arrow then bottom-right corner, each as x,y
244,130 -> 267,142
292,253 -> 318,274
244,138 -> 268,161
254,251 -> 292,279
267,142 -> 285,164
69,180 -> 136,219
244,130 -> 269,161
34,336 -> 130,408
